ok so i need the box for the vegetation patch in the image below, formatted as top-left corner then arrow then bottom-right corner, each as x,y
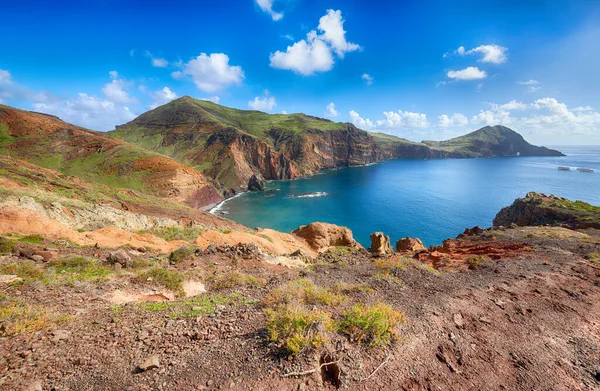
18,234 -> 45,244
210,270 -> 266,291
586,252 -> 599,264
136,293 -> 253,319
265,305 -> 334,355
136,267 -> 185,297
465,255 -> 492,270
0,298 -> 49,336
338,302 -> 405,346
261,279 -> 347,308
168,245 -> 201,264
48,257 -> 112,285
138,226 -> 203,243
0,238 -> 16,255
330,282 -> 375,294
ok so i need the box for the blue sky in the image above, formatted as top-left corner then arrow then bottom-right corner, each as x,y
1,0 -> 599,144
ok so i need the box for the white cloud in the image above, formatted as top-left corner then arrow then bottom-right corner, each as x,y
201,96 -> 220,104
349,110 -> 375,129
256,0 -> 283,21
446,44 -> 507,64
517,79 -> 539,86
149,87 -> 178,109
447,67 -> 487,81
362,73 -> 373,86
269,9 -> 359,75
492,100 -> 528,111
101,72 -> 137,104
173,53 -> 244,93
438,113 -> 468,128
248,93 -> 276,111
152,58 -> 168,68
0,69 -> 54,105
349,109 -> 430,130
33,93 -> 137,131
326,102 -> 338,117
281,110 -> 288,114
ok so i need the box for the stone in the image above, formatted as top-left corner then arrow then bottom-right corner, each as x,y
247,174 -> 264,191
396,237 -> 427,253
368,232 -> 393,256
595,368 -> 600,381
138,355 -> 160,372
292,222 -> 360,252
51,329 -> 71,343
33,250 -> 58,262
31,255 -> 44,262
453,313 -> 464,328
107,249 -> 131,267
23,380 -> 43,391
0,274 -> 22,285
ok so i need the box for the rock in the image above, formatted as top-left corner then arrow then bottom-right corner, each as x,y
51,329 -> 71,343
0,274 -> 22,285
138,355 -> 160,372
289,249 -> 311,259
169,245 -> 201,264
595,368 -> 600,381
368,232 -> 393,256
247,174 -> 264,191
31,255 -> 44,262
107,249 -> 131,267
292,222 -> 360,252
19,249 -> 35,258
459,226 -> 484,237
23,380 -> 42,391
32,250 -> 57,262
396,237 -> 426,253
453,313 -> 464,328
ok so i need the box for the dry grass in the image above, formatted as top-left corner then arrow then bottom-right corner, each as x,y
338,302 -> 405,346
209,271 -> 266,291
261,279 -> 346,308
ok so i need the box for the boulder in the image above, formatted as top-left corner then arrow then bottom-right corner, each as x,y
107,249 -> 132,267
396,237 -> 426,253
247,175 -> 264,191
33,250 -> 58,262
138,355 -> 160,372
368,232 -> 393,256
0,274 -> 23,285
291,222 -> 359,253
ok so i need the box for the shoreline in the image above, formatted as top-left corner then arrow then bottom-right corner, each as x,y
206,191 -> 247,214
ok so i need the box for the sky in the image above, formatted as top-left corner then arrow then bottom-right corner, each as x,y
1,0 -> 600,145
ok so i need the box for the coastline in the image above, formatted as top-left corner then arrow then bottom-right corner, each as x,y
205,191 -> 246,214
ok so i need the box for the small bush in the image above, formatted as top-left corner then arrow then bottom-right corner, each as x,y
137,267 -> 185,297
139,226 -> 203,243
168,245 -> 201,264
586,252 -> 599,264
338,302 -> 405,346
0,299 -> 49,336
210,271 -> 266,291
330,282 -> 375,294
0,261 -> 46,283
19,234 -> 45,244
130,258 -> 150,269
465,255 -> 492,270
265,305 -> 334,355
0,238 -> 16,255
261,279 -> 346,308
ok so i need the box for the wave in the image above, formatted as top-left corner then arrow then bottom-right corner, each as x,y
209,192 -> 245,214
286,191 -> 329,199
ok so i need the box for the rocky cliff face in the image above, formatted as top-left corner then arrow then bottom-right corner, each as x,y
493,192 -> 600,229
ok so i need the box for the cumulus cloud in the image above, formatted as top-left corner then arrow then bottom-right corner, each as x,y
492,100 -> 528,111
362,73 -> 373,86
326,102 -> 338,117
33,93 -> 137,131
446,67 -> 487,81
438,113 -> 468,128
256,0 -> 283,21
101,71 -> 137,104
173,53 -> 244,93
270,9 -> 360,75
202,96 -> 220,104
517,79 -> 541,92
0,69 -> 54,105
446,44 -> 507,64
248,93 -> 276,111
145,51 -> 168,68
349,109 -> 430,130
149,87 -> 178,109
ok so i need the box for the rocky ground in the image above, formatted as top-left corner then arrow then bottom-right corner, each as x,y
1,221 -> 599,391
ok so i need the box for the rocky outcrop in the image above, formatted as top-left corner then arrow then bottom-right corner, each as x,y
493,192 -> 600,229
247,174 -> 264,191
368,232 -> 394,256
291,222 -> 359,253
396,237 -> 427,253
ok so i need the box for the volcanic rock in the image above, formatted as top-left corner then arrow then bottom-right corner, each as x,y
369,232 -> 393,256
247,175 -> 264,191
396,237 -> 426,253
291,222 -> 359,252
107,249 -> 131,267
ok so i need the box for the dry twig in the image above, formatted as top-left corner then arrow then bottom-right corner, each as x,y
281,360 -> 340,378
361,353 -> 391,382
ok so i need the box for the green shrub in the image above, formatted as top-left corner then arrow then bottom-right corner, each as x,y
586,252 -> 599,264
137,267 -> 185,297
139,226 -> 203,242
465,255 -> 491,270
48,257 -> 112,285
261,279 -> 346,308
265,305 -> 334,355
338,302 -> 405,346
168,245 -> 201,264
18,234 -> 45,244
210,271 -> 266,291
0,238 -> 16,255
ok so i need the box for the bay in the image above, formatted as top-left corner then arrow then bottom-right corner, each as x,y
216,146 -> 600,247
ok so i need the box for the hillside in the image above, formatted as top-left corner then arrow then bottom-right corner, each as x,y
0,105 -> 221,208
109,98 -> 563,192
422,125 -> 564,157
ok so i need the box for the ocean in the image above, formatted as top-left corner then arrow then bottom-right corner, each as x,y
213,146 -> 600,247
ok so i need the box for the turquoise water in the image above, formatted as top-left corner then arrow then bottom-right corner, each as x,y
216,147 -> 600,247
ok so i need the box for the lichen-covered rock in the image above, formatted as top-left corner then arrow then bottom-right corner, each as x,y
247,175 -> 264,191
368,232 -> 393,256
107,249 -> 132,267
291,222 -> 359,253
396,237 -> 426,253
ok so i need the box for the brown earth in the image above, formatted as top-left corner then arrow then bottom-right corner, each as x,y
1,225 -> 599,390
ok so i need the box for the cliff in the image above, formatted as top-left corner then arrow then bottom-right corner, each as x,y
493,192 -> 600,229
